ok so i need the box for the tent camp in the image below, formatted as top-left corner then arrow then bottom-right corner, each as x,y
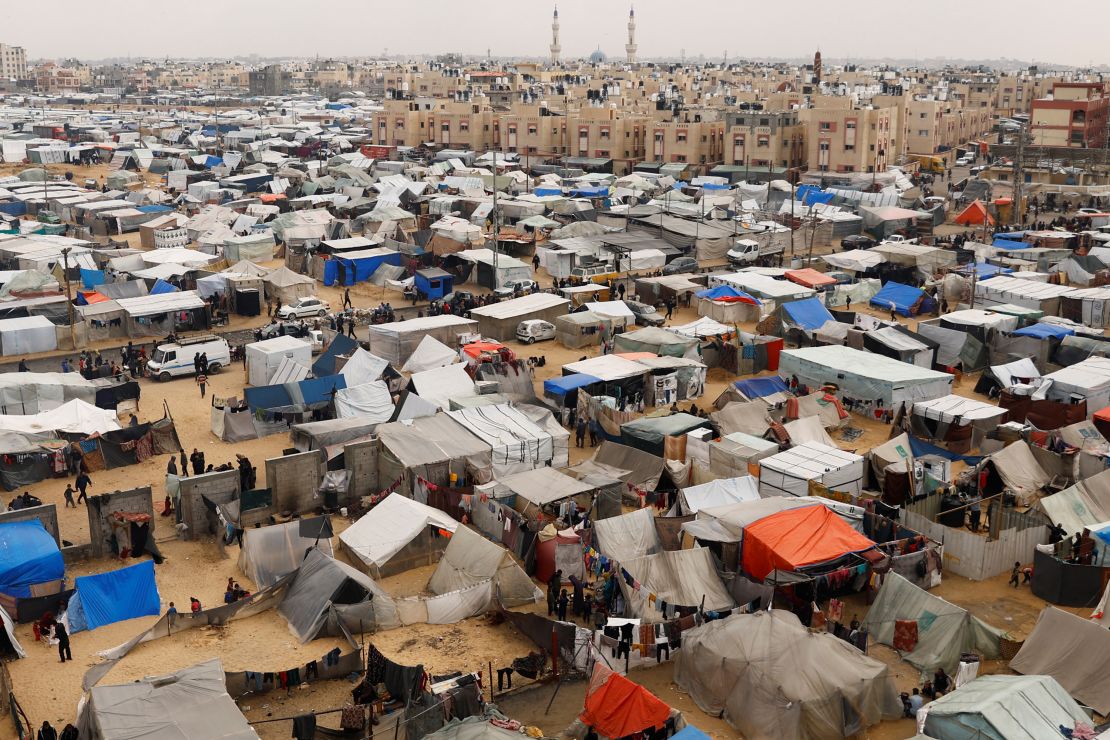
468,292 -> 570,341
618,548 -> 735,622
778,345 -> 952,406
675,609 -> 901,740
446,404 -> 553,476
0,315 -> 57,355
707,433 -> 780,478
1038,468 -> 1110,538
425,525 -> 541,608
401,334 -> 460,373
1010,606 -> 1110,714
409,363 -> 476,411
0,520 -> 64,604
593,507 -> 663,561
375,414 -> 493,495
66,560 -> 161,633
979,440 -> 1050,505
869,281 -> 927,317
338,493 -> 458,577
677,477 -> 760,515
237,517 -> 334,589
0,371 -> 97,415
620,413 -> 712,456
1041,356 -> 1110,415
740,504 -> 875,581
861,573 -> 1003,672
278,548 -> 390,642
921,675 -> 1088,740
245,335 -> 312,387
758,442 -> 865,498
613,327 -> 698,359
580,663 -> 674,740
368,314 -> 478,366
0,398 -> 121,436
954,199 -> 994,226
76,658 -> 259,740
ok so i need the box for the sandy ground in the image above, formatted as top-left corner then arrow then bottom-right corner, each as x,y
1,177 -> 1098,738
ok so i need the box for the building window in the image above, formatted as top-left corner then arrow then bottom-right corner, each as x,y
819,121 -> 832,131
675,154 -> 687,162
527,125 -> 537,135
600,128 -> 610,139
676,132 -> 687,143
757,136 -> 769,147
459,121 -> 469,132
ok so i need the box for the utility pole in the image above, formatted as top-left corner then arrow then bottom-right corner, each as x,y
61,247 -> 75,350
1013,122 -> 1027,228
491,148 -> 499,281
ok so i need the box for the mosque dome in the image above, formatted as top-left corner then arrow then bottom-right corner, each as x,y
589,49 -> 607,64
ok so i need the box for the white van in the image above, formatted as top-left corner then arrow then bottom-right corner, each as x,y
147,334 -> 231,381
516,319 -> 556,344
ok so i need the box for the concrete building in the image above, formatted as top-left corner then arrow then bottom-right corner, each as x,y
803,106 -> 892,175
725,110 -> 806,171
0,44 -> 26,81
1031,82 -> 1109,148
34,62 -> 80,93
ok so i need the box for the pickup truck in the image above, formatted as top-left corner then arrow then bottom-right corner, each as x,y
726,238 -> 785,265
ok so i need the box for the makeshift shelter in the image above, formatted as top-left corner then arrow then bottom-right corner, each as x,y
409,363 -> 476,411
1041,356 -> 1110,415
66,560 -> 161,633
620,413 -> 712,457
758,442 -> 864,498
76,658 -> 260,740
922,675 -> 1088,740
979,441 -> 1050,505
973,274 -> 1077,316
447,404 -> 553,476
869,281 -> 927,317
861,573 -> 1003,672
710,400 -> 772,437
696,285 -> 762,324
580,663 -> 674,740
0,371 -> 97,415
245,335 -> 312,387
0,519 -> 63,612
779,345 -> 952,407
278,548 -> 388,643
954,199 -> 994,226
426,525 -> 541,608
1038,468 -> 1110,538
780,297 -> 835,332
678,477 -> 760,515
613,327 -> 698,359
0,397 -> 121,436
401,334 -> 460,374
555,311 -> 612,349
1010,606 -> 1110,714
675,610 -> 902,740
368,315 -> 477,366
376,414 -> 493,495
593,507 -> 663,561
0,315 -> 57,355
339,493 -> 458,578
468,293 -> 570,341
784,268 -> 837,290
708,433 -> 780,478
237,517 -> 333,589
618,548 -> 735,621
740,504 -> 875,581
262,266 -> 315,305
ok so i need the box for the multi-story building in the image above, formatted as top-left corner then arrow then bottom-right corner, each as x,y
1031,82 -> 1109,148
0,44 -> 26,80
647,115 -> 725,174
34,62 -> 80,93
724,110 -> 806,171
802,105 -> 892,175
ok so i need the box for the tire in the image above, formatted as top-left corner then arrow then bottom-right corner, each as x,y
207,363 -> 221,374
526,337 -> 536,344
158,372 -> 170,382
317,309 -> 326,316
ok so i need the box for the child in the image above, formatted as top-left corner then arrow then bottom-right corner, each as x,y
1009,561 -> 1021,588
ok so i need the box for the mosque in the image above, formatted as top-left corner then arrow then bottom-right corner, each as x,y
551,6 -> 637,66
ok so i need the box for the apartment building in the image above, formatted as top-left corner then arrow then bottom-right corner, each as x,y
647,115 -> 725,174
34,63 -> 81,93
724,110 -> 806,170
802,106 -> 892,174
1031,82 -> 1109,148
0,44 -> 26,80
498,104 -> 651,174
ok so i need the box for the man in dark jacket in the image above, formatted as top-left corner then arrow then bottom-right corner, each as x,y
55,621 -> 71,662
546,569 -> 562,616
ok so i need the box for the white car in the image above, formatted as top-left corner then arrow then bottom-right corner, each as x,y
516,319 -> 556,344
277,297 -> 330,319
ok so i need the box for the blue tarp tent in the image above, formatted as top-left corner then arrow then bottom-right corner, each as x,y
993,238 -> 1029,250
734,376 -> 789,399
696,285 -> 761,304
323,250 -> 403,286
150,279 -> 178,295
870,281 -> 925,317
961,262 -> 1011,278
670,727 -> 710,740
203,155 -> 224,169
796,184 -> 835,206
907,434 -> 983,465
782,296 -> 835,330
243,383 -> 294,412
570,186 -> 609,198
297,375 -> 347,406
543,373 -> 602,399
80,268 -> 106,289
534,187 -> 562,197
995,231 -> 1026,239
0,520 -> 63,599
311,333 -> 359,376
1012,323 -> 1075,339
136,204 -> 173,214
244,375 -> 347,412
701,182 -> 729,191
0,201 -> 27,217
68,560 -> 160,632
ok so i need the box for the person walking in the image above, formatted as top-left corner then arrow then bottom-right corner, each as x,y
190,448 -> 205,476
546,569 -> 562,616
18,358 -> 28,372
664,299 -> 674,320
179,449 -> 188,478
343,287 -> 352,309
1009,561 -> 1021,588
166,602 -> 178,629
74,472 -> 91,504
196,371 -> 208,398
61,358 -> 70,373
575,417 -> 587,448
346,317 -> 356,339
532,254 -> 540,272
63,484 -> 76,509
55,620 -> 71,663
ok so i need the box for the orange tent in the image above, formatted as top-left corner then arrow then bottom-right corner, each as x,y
1094,406 -> 1110,441
785,268 -> 837,289
580,664 -> 671,738
741,504 -> 875,580
953,199 -> 994,226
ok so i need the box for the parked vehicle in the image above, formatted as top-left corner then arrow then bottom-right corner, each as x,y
569,263 -> 618,284
662,256 -> 699,275
840,235 -> 877,251
147,335 -> 231,381
494,279 -> 540,298
257,322 -> 325,353
276,296 -> 330,319
726,238 -> 784,265
625,300 -> 666,327
516,319 -> 556,344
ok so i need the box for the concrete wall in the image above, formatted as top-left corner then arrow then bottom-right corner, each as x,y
86,487 -> 155,558
0,504 -> 59,546
266,451 -> 326,514
344,438 -> 379,503
178,470 -> 240,540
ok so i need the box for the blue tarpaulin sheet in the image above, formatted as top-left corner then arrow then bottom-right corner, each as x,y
203,155 -> 224,169
80,268 -> 106,289
569,186 -> 608,198
701,182 -> 729,191
244,383 -> 294,411
782,296 -> 834,330
150,279 -> 178,295
870,281 -> 925,317
734,376 -> 789,399
322,251 -> 403,286
696,285 -> 761,304
298,375 -> 346,406
993,238 -> 1029,250
544,373 -> 603,397
71,560 -> 160,632
534,187 -> 562,197
311,334 -> 359,376
0,201 -> 27,217
136,204 -> 172,214
0,520 -> 63,599
961,262 -> 1011,278
994,231 -> 1026,239
1012,323 -> 1075,339
907,434 -> 983,465
671,727 -> 711,740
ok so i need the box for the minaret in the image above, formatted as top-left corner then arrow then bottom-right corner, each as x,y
550,6 -> 561,66
625,6 -> 637,65
813,50 -> 822,85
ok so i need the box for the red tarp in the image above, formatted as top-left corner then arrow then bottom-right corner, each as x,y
785,268 -> 837,289
1094,406 -> 1110,441
741,505 -> 876,580
954,199 -> 994,226
580,664 -> 671,738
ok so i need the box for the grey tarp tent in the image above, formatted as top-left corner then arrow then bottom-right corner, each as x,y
76,658 -> 259,739
426,525 -> 541,608
710,401 -> 772,436
922,675 -> 1088,740
617,548 -> 735,622
1009,606 -> 1110,714
237,517 -> 333,589
1037,467 -> 1110,538
593,507 -> 663,561
375,414 -> 493,495
338,492 -> 458,577
675,610 -> 902,740
861,573 -> 1003,672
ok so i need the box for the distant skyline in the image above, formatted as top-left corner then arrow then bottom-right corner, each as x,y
5,0 -> 1108,69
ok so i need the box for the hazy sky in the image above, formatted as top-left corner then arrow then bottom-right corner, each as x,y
5,0 -> 1106,67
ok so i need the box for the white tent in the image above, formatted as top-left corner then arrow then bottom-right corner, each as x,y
1042,356 -> 1110,414
339,493 -> 458,576
922,675 -> 1087,740
983,441 -> 1050,505
337,347 -> 388,386
0,398 -> 120,435
759,442 -> 865,498
677,477 -> 760,515
426,525 -> 541,608
244,335 -> 312,387
0,315 -> 57,355
409,363 -> 476,410
401,334 -> 459,374
237,517 -> 334,589
333,381 -> 394,421
0,371 -> 96,415
447,403 -> 554,477
779,345 -> 953,406
618,547 -> 735,622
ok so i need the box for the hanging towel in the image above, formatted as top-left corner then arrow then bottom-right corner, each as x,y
893,620 -> 918,652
